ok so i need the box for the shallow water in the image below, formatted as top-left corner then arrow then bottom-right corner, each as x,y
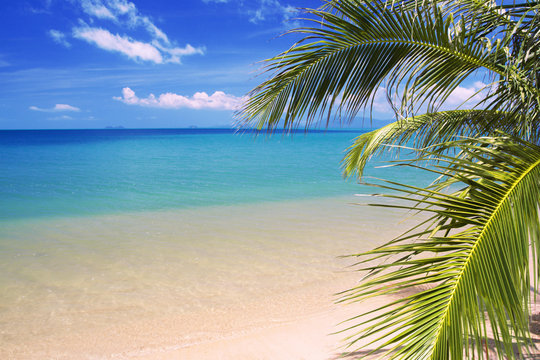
0,196 -> 414,358
0,129 -> 430,358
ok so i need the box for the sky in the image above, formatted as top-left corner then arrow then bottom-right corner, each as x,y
0,0 -> 486,129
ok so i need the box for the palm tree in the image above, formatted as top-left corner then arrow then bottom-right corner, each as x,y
237,0 -> 540,359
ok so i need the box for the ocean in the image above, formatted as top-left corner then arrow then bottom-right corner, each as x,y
0,129 -> 360,220
0,128 -> 429,358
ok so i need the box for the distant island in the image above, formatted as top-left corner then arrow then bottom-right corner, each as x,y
105,126 -> 125,129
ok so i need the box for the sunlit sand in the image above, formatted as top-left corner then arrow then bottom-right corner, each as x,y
0,196 -> 410,359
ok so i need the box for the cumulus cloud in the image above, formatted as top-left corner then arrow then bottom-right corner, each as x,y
30,104 -> 81,112
48,29 -> 71,47
114,87 -> 246,110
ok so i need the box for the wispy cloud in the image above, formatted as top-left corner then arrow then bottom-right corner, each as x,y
51,0 -> 204,64
201,0 -> 299,26
152,41 -> 205,64
80,0 -> 116,20
80,0 -> 169,43
48,29 -> 71,47
0,56 -> 9,68
73,26 -> 203,64
29,104 -> 81,112
248,0 -> 298,24
47,115 -> 74,121
26,0 -> 53,15
73,26 -> 164,63
114,87 -> 246,110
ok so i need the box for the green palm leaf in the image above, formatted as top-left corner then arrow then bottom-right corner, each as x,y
238,1 -> 540,358
342,109 -> 534,178
340,135 -> 540,359
236,0 -> 508,130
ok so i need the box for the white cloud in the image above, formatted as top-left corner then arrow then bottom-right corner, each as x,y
114,87 -> 246,111
444,81 -> 487,108
337,82 -> 489,119
333,87 -> 394,116
152,41 -> 205,64
47,115 -> 74,121
48,29 -> 71,47
201,0 -> 298,25
364,82 -> 489,115
60,0 -> 204,64
251,10 -> 265,23
79,0 -> 169,43
248,0 -> 298,24
55,104 -> 80,111
144,21 -> 169,44
80,0 -> 116,20
73,26 -> 164,63
281,5 -> 299,23
73,26 -> 203,64
30,104 -> 81,112
371,87 -> 394,114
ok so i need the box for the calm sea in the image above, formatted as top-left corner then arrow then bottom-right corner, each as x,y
0,128 -> 427,221
0,128 -> 431,358
1,128 -> 359,220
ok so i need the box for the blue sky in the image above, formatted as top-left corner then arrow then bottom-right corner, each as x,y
0,0 -> 486,129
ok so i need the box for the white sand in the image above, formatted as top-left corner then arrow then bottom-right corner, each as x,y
131,299 -> 383,360
3,197 -> 539,359
1,197 -> 408,359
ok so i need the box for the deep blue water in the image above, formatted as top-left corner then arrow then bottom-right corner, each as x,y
0,128 -> 426,220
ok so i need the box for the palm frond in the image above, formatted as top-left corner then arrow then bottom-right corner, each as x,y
340,135 -> 540,359
342,109 -> 528,178
237,2 -> 540,358
236,0 -> 507,130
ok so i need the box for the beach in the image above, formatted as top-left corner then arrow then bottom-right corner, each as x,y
2,0 -> 540,357
2,131 -> 540,359
0,195 -> 410,359
3,129 -> 519,359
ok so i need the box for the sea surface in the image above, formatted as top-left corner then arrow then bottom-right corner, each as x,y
0,128 -> 430,358
0,129 -> 353,220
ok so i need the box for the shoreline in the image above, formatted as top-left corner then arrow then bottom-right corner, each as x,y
0,196 -> 412,359
2,196 -> 539,359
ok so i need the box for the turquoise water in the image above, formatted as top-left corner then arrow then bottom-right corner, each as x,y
0,128 -> 426,221
0,128 -> 432,358
2,129 -> 349,220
